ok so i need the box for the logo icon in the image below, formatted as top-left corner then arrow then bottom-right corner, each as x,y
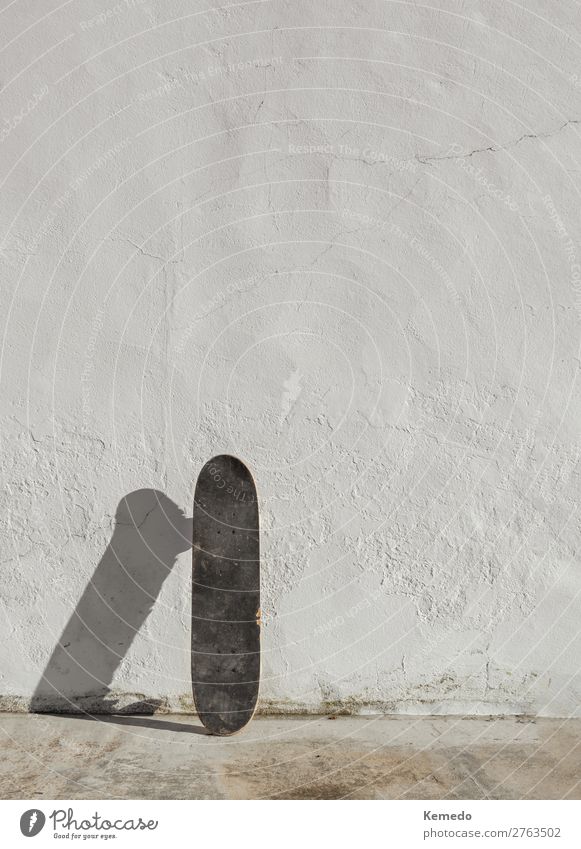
20,810 -> 45,837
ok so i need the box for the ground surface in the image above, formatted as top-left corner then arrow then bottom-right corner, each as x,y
0,715 -> 579,800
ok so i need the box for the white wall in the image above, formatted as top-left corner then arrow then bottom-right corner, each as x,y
1,0 -> 580,716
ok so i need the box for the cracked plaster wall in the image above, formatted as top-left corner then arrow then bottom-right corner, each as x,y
0,0 -> 580,716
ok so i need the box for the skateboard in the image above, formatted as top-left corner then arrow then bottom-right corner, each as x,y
192,454 -> 260,735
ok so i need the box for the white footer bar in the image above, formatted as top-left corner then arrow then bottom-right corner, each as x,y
1,799 -> 579,848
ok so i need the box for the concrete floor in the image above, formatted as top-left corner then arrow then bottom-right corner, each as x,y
0,714 -> 579,800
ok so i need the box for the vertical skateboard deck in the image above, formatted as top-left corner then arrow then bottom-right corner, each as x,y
192,455 -> 260,735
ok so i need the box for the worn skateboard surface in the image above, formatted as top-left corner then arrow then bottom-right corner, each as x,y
192,455 -> 260,735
